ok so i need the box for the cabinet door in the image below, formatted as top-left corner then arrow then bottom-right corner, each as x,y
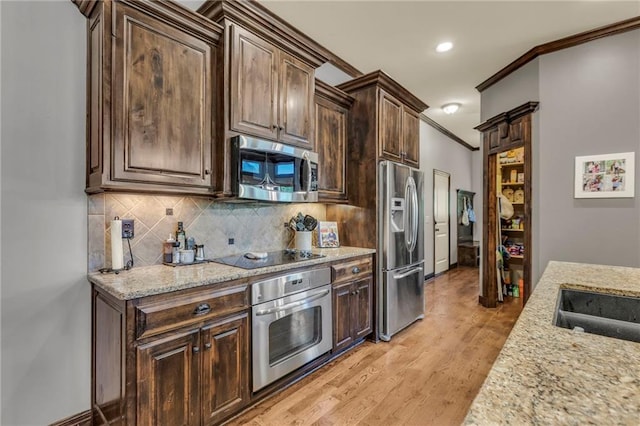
378,89 -> 403,162
352,278 -> 373,340
315,96 -> 347,202
402,108 -> 420,168
279,52 -> 315,148
112,3 -> 213,188
332,281 -> 354,352
230,24 -> 278,140
137,329 -> 200,426
201,312 -> 250,425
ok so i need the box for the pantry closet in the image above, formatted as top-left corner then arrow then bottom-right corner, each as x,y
475,102 -> 538,308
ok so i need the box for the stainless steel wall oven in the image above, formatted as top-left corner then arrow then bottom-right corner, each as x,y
251,268 -> 332,391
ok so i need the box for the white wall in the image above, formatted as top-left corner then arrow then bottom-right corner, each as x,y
1,2 -> 89,424
420,120 -> 474,276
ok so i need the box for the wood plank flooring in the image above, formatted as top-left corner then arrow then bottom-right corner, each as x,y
229,266 -> 522,426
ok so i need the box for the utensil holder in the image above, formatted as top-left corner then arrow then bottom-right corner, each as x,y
295,231 -> 312,251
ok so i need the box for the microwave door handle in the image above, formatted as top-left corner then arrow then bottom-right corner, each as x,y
302,151 -> 311,200
254,289 -> 330,316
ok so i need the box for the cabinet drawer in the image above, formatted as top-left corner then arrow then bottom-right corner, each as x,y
332,257 -> 373,284
135,285 -> 249,339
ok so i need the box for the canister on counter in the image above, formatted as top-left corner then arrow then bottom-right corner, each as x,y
163,235 -> 175,263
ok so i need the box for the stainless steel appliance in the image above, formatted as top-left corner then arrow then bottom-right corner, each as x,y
231,135 -> 318,202
379,160 -> 425,341
251,267 -> 332,391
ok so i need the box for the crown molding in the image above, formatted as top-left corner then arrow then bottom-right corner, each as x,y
475,101 -> 539,132
476,16 -> 640,93
421,114 -> 479,152
337,70 -> 428,113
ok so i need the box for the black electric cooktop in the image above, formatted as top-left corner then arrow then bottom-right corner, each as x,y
211,249 -> 325,270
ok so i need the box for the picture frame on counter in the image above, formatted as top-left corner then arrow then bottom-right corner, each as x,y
575,152 -> 635,198
317,221 -> 340,248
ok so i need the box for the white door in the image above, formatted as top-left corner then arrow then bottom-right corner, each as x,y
434,170 -> 450,274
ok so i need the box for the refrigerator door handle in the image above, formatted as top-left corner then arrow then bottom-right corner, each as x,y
393,266 -> 423,280
404,177 -> 412,250
405,176 -> 418,253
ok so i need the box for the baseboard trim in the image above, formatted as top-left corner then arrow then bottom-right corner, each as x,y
424,272 -> 435,281
49,409 -> 92,426
450,262 -> 458,269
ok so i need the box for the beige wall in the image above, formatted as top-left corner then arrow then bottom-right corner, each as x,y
88,194 -> 326,271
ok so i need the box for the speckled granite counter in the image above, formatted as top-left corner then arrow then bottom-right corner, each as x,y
464,261 -> 640,425
88,246 -> 375,300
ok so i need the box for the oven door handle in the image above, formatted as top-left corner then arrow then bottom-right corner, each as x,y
255,289 -> 330,316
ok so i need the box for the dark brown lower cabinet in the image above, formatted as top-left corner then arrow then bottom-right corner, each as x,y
201,313 -> 249,425
332,277 -> 373,353
137,329 -> 201,426
92,281 -> 251,426
136,312 -> 249,426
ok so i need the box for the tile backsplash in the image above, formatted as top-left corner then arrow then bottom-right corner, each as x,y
88,193 -> 326,272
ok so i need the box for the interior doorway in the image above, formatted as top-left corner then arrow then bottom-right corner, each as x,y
433,170 -> 450,275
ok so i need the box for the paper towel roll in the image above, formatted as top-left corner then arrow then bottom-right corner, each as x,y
111,218 -> 124,270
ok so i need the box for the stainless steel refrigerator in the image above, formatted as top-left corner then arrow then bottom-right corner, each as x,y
378,160 -> 425,341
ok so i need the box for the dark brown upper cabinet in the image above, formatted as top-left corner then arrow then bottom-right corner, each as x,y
81,1 -> 222,195
199,0 -> 324,196
314,80 -> 354,203
337,71 -> 427,169
229,25 -> 315,148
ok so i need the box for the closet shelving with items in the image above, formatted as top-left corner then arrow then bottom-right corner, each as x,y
476,101 -> 538,309
497,147 -> 525,299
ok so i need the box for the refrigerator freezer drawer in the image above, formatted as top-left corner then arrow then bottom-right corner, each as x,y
380,263 -> 425,341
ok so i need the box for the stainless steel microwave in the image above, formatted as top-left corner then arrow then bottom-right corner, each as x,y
231,135 -> 319,202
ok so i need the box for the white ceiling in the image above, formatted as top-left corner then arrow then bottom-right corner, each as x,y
181,1 -> 640,147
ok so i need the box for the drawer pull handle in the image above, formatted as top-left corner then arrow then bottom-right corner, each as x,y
193,346 -> 200,353
352,267 -> 360,274
194,303 -> 211,316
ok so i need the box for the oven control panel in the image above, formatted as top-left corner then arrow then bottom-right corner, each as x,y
251,267 -> 331,305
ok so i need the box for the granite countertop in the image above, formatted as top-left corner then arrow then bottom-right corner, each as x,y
464,261 -> 640,425
88,246 -> 375,300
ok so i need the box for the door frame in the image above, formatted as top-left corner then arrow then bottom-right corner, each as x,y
433,169 -> 451,275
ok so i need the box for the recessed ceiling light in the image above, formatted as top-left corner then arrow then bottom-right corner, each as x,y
442,103 -> 461,114
436,42 -> 453,53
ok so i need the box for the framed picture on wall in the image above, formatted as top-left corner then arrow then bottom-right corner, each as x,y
574,152 -> 635,198
317,221 -> 340,248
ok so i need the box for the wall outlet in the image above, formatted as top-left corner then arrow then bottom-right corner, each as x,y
228,238 -> 235,245
122,219 -> 134,239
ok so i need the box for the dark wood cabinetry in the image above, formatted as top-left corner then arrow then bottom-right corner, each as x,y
327,71 -> 427,249
229,25 -> 315,148
356,81 -> 424,168
476,102 -> 538,308
314,80 -> 354,203
200,1 -> 324,196
83,0 -> 222,195
92,281 -> 250,426
331,257 -> 373,353
136,329 -> 200,426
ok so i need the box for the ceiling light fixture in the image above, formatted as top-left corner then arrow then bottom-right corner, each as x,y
436,42 -> 453,53
442,103 -> 461,114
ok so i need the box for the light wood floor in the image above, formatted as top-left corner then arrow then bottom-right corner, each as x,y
230,266 -> 522,426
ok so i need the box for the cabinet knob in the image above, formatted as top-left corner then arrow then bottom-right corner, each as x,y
279,126 -> 284,131
272,124 -> 278,130
204,169 -> 210,175
352,267 -> 360,274
193,346 -> 200,353
204,343 -> 212,350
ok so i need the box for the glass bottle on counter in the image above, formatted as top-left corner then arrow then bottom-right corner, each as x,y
176,221 -> 186,249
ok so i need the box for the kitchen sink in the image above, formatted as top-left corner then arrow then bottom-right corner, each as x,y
554,288 -> 640,343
